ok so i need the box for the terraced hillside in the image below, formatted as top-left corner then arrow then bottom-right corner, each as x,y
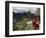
13,11 -> 35,31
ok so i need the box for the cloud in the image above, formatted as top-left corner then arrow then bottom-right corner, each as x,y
13,7 -> 37,13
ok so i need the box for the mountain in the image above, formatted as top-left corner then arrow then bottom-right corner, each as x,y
13,12 -> 34,22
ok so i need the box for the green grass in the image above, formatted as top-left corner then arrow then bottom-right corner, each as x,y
13,17 -> 34,31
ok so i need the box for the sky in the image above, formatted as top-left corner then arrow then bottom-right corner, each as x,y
13,7 -> 37,13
